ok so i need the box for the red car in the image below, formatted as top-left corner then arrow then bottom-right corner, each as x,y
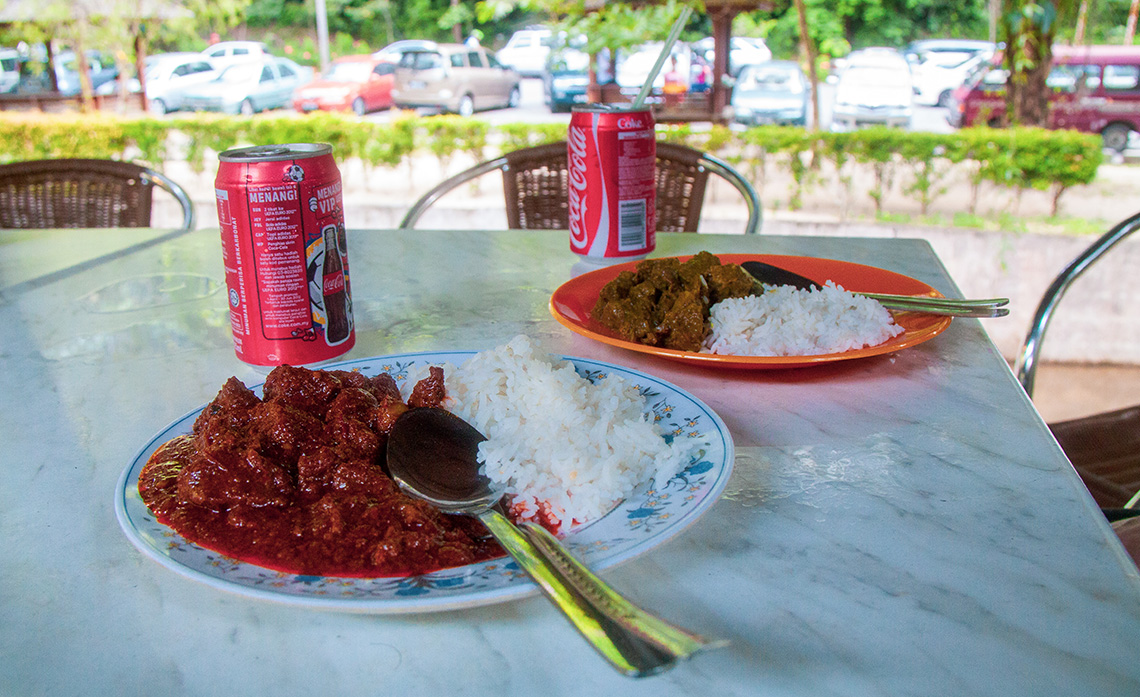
293,55 -> 396,116
949,44 -> 1140,151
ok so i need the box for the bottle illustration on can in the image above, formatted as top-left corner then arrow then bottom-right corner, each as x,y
320,225 -> 351,345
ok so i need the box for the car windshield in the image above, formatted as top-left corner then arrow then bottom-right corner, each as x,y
843,66 -> 907,88
219,63 -> 261,83
738,66 -> 803,93
324,62 -> 372,82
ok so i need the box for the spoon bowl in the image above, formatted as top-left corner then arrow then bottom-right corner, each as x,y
386,409 -> 502,514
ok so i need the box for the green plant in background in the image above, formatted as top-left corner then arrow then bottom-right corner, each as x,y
819,130 -> 857,219
496,122 -> 565,151
0,113 -> 1105,225
843,127 -> 904,214
893,130 -> 954,216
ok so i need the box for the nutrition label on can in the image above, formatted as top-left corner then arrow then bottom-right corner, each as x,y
246,185 -> 311,339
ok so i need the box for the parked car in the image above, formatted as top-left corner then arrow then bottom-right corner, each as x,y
543,44 -> 590,113
0,48 -> 18,93
136,52 -> 219,114
691,36 -> 772,76
496,27 -> 553,77
372,40 -> 436,63
392,43 -> 521,116
54,50 -> 119,95
912,50 -> 992,107
616,41 -> 693,93
903,39 -> 995,67
731,60 -> 810,126
293,54 -> 396,115
181,56 -> 311,115
200,41 -> 271,68
949,44 -> 1140,151
831,48 -> 914,129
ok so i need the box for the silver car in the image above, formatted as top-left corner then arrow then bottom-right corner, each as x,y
141,53 -> 219,114
392,43 -> 521,117
181,57 -> 312,115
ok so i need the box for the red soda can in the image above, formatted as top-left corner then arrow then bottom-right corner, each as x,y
567,105 -> 656,262
214,143 -> 354,367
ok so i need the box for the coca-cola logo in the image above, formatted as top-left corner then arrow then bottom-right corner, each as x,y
568,127 -> 590,248
322,271 -> 345,295
617,116 -> 644,130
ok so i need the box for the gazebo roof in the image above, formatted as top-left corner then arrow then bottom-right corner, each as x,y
0,0 -> 190,24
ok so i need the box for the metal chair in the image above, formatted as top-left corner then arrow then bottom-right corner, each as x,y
399,141 -> 762,234
1015,211 -> 1140,512
0,158 -> 195,230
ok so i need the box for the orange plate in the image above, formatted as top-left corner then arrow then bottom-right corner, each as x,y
549,253 -> 954,370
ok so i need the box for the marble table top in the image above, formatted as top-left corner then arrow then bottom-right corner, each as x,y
1,228 -> 1137,696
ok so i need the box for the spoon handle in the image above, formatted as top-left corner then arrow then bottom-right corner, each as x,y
520,522 -> 726,658
477,508 -> 680,677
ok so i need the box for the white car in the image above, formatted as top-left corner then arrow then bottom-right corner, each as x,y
200,41 -> 271,69
496,28 -> 553,77
616,41 -> 692,91
911,49 -> 994,107
181,56 -> 312,115
831,48 -> 914,129
0,48 -> 18,93
692,36 -> 772,76
141,52 -> 219,114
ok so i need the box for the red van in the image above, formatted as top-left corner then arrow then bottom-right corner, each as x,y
948,45 -> 1140,151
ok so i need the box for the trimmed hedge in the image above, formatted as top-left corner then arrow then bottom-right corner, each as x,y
0,112 -> 1103,218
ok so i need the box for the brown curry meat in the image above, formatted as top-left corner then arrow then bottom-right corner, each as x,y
138,365 -> 501,578
592,252 -> 760,352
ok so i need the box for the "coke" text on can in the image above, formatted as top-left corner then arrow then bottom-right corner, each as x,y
568,105 -> 656,263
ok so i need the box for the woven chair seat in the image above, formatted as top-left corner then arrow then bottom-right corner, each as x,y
1049,405 -> 1140,509
1016,211 -> 1140,515
401,141 -> 760,234
0,158 -> 194,230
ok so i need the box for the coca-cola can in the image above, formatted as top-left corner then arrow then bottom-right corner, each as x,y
214,143 -> 354,367
568,105 -> 656,263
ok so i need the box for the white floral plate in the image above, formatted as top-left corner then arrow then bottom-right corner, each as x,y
115,350 -> 734,614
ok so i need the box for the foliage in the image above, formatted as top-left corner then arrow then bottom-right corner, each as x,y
745,0 -> 991,61
0,113 -> 1103,220
999,0 -> 1062,127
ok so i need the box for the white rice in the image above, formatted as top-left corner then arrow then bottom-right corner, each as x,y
440,335 -> 703,532
702,282 -> 904,356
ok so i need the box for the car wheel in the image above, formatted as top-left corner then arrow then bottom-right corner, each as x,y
457,94 -> 474,117
936,90 -> 952,108
1102,123 -> 1131,153
352,97 -> 366,117
508,86 -> 520,108
149,98 -> 167,116
240,99 -> 255,116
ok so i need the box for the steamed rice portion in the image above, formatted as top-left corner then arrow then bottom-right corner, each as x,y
442,336 -> 703,532
703,282 -> 904,356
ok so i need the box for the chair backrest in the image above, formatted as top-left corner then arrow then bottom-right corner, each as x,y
400,141 -> 761,234
1016,211 -> 1140,396
0,158 -> 195,230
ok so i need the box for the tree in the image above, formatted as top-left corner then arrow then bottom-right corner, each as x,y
998,0 -> 1067,127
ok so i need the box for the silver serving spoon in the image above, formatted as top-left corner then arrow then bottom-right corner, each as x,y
386,407 -> 724,678
741,260 -> 1011,318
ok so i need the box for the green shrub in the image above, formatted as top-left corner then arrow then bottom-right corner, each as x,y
0,113 -> 1103,220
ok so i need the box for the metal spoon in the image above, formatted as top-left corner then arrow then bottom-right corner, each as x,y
385,407 -> 723,678
740,260 -> 1011,318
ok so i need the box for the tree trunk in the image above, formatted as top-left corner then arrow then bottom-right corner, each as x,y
1128,0 -> 1140,43
1000,0 -> 1055,127
1075,0 -> 1089,44
793,0 -> 821,131
451,0 -> 463,43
